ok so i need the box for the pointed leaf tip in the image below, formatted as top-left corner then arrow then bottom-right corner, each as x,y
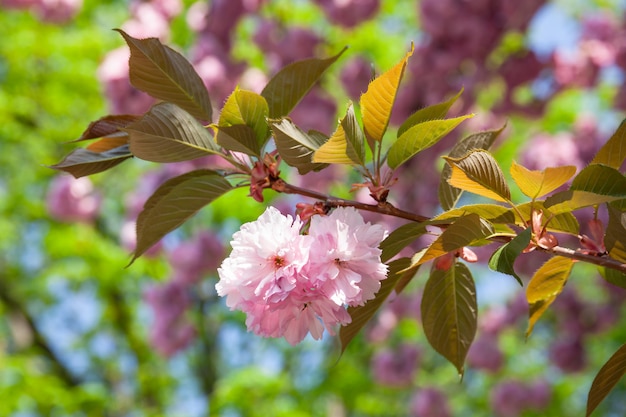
361,44 -> 414,146
116,29 -> 213,122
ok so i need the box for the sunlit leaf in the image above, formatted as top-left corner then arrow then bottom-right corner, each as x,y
397,88 -> 463,137
510,161 -> 577,199
606,206 -> 626,262
570,164 -> 626,196
213,124 -> 260,156
73,114 -> 140,142
421,262 -> 477,377
262,47 -> 347,118
49,145 -> 133,178
388,115 -> 473,169
313,103 -> 365,165
439,125 -> 505,210
444,150 -> 511,202
117,29 -> 213,121
125,102 -> 221,162
380,222 -> 429,263
544,191 -> 624,214
219,87 -> 269,148
526,257 -> 574,337
361,44 -> 414,146
591,119 -> 626,170
586,343 -> 626,417
131,170 -> 233,263
433,204 -> 510,223
85,136 -> 129,153
406,214 -> 494,269
271,118 -> 328,174
340,258 -> 417,354
488,227 -> 532,286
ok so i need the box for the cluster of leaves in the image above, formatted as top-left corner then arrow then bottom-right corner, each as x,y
51,31 -> 626,416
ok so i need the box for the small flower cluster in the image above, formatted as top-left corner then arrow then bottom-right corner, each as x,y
216,206 -> 388,345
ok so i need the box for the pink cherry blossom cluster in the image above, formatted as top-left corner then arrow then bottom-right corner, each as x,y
216,206 -> 388,345
46,175 -> 101,223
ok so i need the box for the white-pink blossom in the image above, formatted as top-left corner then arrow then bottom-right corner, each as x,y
307,207 -> 388,306
216,206 -> 388,345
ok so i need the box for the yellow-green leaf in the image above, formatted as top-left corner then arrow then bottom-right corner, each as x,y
586,343 -> 626,416
380,222 -> 430,263
421,262 -> 477,377
397,88 -> 464,137
439,125 -> 505,210
433,204 -> 511,223
313,103 -> 365,165
526,257 -> 574,337
406,214 -> 494,268
360,44 -> 414,146
444,150 -> 511,203
488,227 -> 532,286
591,119 -> 626,170
218,87 -> 269,149
544,190 -> 624,214
387,114 -> 473,169
510,161 -> 577,199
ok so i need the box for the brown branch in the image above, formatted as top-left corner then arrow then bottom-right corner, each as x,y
271,179 -> 430,223
544,245 -> 626,274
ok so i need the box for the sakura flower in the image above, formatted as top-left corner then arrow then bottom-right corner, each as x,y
307,207 -> 388,307
217,207 -> 311,307
216,206 -> 387,345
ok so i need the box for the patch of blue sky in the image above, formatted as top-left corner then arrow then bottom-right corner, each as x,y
528,3 -> 582,58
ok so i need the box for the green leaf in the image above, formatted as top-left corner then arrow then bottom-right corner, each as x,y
544,163 -> 626,213
601,267 -> 626,290
544,190 -> 624,214
380,222 -> 429,263
444,150 -> 511,203
591,118 -> 626,170
606,206 -> 626,262
421,262 -> 477,377
213,124 -> 261,156
218,87 -> 270,148
361,44 -> 414,147
72,114 -> 140,142
270,118 -> 328,174
439,125 -> 505,210
262,47 -> 347,118
388,115 -> 473,169
313,103 -> 365,165
407,214 -> 494,269
340,258 -> 417,354
131,170 -> 233,263
397,88 -> 463,137
570,164 -> 626,196
488,227 -> 532,286
586,343 -> 626,417
125,102 -> 221,163
116,29 -> 213,121
433,204 -> 510,223
526,257 -> 574,337
510,161 -> 577,199
49,145 -> 133,178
